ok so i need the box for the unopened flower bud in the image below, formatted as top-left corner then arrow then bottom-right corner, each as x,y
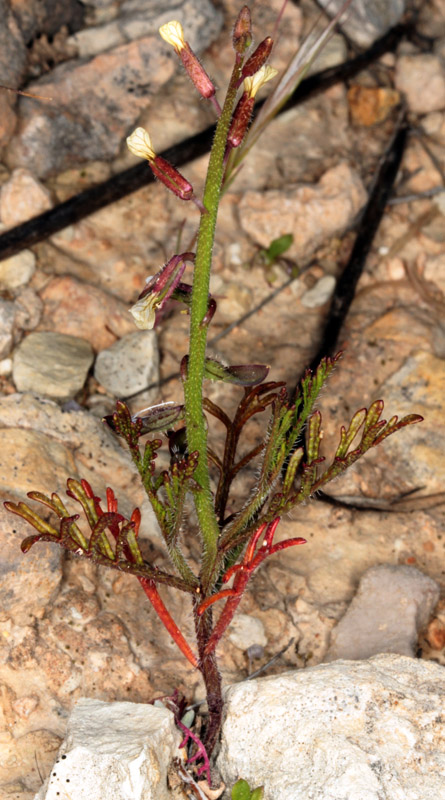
244,64 -> 278,99
242,37 -> 274,78
233,6 -> 252,54
227,65 -> 278,149
126,127 -> 193,200
227,92 -> 254,148
159,19 -> 216,99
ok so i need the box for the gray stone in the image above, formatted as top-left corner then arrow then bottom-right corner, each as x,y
0,250 -> 36,289
119,0 -> 222,47
34,698 -> 181,800
0,298 -> 15,358
324,565 -> 440,662
7,1 -> 222,177
12,331 -> 94,400
218,654 -> 445,800
69,0 -> 223,59
0,0 -> 27,88
94,330 -> 159,399
317,0 -> 406,47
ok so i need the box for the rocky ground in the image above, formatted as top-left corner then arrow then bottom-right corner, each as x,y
0,0 -> 445,797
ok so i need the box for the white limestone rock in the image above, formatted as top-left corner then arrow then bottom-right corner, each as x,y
34,698 -> 181,800
324,564 -> 440,662
218,654 -> 445,800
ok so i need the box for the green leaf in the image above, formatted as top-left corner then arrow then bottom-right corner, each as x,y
231,779 -> 252,800
250,788 -> 264,800
307,410 -> 322,462
335,408 -> 367,458
262,233 -> 293,265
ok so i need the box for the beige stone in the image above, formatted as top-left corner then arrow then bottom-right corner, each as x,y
395,54 -> 445,114
38,276 -> 134,352
0,169 -> 52,227
239,163 -> 367,261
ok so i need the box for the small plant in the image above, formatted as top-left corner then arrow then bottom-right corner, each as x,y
232,778 -> 264,800
5,3 -> 422,786
253,233 -> 297,283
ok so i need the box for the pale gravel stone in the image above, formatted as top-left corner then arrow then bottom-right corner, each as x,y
0,168 -> 52,227
12,331 -> 94,400
228,614 -> 267,651
218,654 -> 445,800
395,54 -> 445,114
301,275 -> 336,308
317,0 -> 406,47
0,250 -> 36,289
14,287 -> 43,331
34,698 -> 181,800
0,357 -> 12,375
0,298 -> 15,358
94,330 -> 159,399
324,565 -> 440,662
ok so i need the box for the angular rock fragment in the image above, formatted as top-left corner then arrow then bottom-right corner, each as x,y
34,698 -> 181,800
219,654 -> 445,800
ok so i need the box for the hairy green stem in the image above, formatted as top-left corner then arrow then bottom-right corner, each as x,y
184,58 -> 243,593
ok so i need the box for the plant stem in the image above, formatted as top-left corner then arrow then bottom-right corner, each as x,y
194,601 -> 223,759
184,58 -> 243,593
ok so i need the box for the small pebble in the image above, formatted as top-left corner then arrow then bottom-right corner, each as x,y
0,168 -> 52,227
301,275 -> 336,308
0,299 -> 15,358
0,250 -> 36,289
94,330 -> 159,399
228,614 -> 267,651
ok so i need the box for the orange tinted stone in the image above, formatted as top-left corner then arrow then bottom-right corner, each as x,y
348,85 -> 400,126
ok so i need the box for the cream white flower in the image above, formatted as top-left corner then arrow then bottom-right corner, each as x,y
244,65 -> 278,99
129,293 -> 157,330
159,20 -> 185,51
126,127 -> 156,161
